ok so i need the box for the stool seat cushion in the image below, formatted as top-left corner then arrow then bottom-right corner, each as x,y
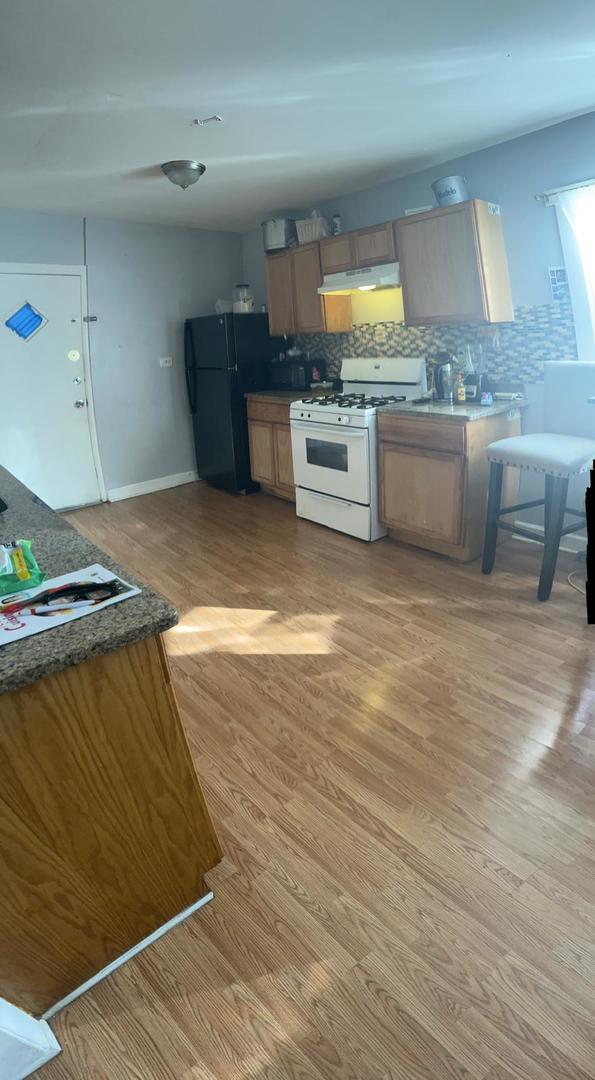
487,433 -> 595,477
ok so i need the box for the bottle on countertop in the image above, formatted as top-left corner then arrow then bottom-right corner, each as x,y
455,372 -> 466,403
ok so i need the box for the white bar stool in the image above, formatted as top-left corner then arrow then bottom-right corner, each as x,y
482,434 -> 595,599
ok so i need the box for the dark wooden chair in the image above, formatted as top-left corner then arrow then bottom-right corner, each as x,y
482,433 -> 595,600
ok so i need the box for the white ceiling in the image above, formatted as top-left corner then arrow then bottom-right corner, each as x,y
2,0 -> 595,233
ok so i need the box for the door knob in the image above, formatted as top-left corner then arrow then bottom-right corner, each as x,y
74,399 -> 86,408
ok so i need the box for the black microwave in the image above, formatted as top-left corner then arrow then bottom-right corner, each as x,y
268,358 -> 327,391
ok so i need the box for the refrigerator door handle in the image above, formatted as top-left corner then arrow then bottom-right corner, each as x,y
184,322 -> 197,413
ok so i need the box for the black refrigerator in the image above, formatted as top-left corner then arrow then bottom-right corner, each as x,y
184,313 -> 284,494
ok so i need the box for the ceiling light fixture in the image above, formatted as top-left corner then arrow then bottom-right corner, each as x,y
161,160 -> 206,190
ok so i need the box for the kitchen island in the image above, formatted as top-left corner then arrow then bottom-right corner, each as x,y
0,467 -> 222,1016
378,399 -> 525,561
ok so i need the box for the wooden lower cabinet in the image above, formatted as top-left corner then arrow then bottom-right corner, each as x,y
248,419 -> 275,484
247,397 -> 296,501
381,445 -> 464,546
273,423 -> 294,491
0,635 -> 223,1016
378,408 -> 521,561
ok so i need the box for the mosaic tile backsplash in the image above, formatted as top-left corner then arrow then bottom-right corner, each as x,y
297,299 -> 578,384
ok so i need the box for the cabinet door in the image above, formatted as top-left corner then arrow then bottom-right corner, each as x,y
473,200 -> 514,322
273,423 -> 294,490
291,244 -> 326,333
249,420 -> 275,483
380,443 -> 464,544
266,251 -> 295,335
395,203 -> 487,324
353,222 -> 396,267
320,234 -> 356,274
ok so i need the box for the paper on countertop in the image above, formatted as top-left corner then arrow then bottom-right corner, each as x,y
0,563 -> 141,646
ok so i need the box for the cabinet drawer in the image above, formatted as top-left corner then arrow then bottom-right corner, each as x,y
247,400 -> 291,424
378,414 -> 466,455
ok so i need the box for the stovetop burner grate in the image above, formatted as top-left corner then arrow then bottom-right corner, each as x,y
301,393 -> 406,408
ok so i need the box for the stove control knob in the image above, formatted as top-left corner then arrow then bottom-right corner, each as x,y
300,411 -> 304,418
307,413 -> 311,418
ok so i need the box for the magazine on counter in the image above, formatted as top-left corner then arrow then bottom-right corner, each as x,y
0,563 -> 140,646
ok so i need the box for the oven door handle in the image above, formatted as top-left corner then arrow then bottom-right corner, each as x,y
290,419 -> 368,439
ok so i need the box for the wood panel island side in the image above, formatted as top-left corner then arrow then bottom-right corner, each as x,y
0,467 -> 222,1017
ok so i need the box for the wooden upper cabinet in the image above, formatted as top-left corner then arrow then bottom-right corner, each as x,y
395,199 -> 514,325
265,244 -> 352,335
291,243 -> 326,333
266,250 -> 295,335
353,222 -> 396,267
320,234 -> 356,274
320,222 -> 396,273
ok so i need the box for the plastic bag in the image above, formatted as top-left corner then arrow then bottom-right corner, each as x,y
0,540 -> 45,596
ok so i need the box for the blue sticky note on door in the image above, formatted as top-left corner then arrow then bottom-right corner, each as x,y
5,302 -> 47,341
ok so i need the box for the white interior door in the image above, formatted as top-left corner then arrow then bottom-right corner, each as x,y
0,265 -> 103,510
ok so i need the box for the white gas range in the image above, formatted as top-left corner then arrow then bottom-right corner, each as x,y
290,356 -> 427,541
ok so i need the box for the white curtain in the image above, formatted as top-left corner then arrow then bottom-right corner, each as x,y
555,185 -> 595,360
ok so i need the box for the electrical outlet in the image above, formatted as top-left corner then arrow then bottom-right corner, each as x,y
159,356 -> 173,368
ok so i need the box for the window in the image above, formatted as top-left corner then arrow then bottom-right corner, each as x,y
554,184 -> 595,359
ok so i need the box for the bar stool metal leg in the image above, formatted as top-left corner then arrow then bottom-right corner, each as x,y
538,475 -> 568,601
482,462 -> 504,575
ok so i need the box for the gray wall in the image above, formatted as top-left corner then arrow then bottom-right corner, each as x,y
244,110 -> 595,310
85,218 -> 241,492
0,209 -> 83,264
1,210 -> 242,494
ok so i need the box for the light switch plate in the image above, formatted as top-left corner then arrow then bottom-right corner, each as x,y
159,356 -> 173,367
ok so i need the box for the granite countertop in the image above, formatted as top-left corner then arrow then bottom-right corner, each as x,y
245,388 -> 330,404
0,467 -> 177,695
378,398 -> 526,422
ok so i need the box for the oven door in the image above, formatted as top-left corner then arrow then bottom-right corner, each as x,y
291,419 -> 370,504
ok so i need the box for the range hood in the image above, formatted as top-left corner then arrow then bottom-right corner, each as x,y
318,261 -> 401,294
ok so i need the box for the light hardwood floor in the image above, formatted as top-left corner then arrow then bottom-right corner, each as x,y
42,481 -> 595,1080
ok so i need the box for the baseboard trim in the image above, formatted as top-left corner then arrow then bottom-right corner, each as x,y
514,518 -> 586,555
0,997 -> 60,1079
107,470 -> 200,502
41,890 -> 214,1021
